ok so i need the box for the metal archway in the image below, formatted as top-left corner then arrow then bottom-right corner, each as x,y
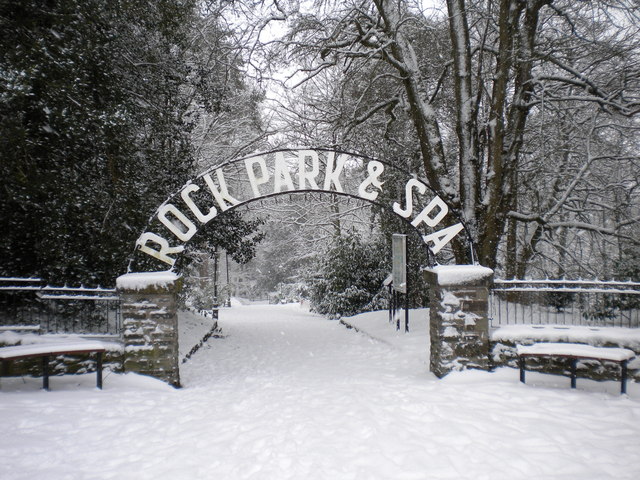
129,148 -> 476,272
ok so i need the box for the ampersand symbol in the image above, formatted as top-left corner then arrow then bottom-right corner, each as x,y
358,161 -> 385,201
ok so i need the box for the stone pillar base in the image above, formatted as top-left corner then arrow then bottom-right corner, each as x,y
424,265 -> 494,378
117,272 -> 181,387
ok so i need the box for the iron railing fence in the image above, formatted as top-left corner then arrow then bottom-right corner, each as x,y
490,279 -> 640,329
0,278 -> 121,335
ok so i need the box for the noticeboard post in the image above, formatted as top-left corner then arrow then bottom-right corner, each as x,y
392,234 -> 409,332
392,234 -> 407,293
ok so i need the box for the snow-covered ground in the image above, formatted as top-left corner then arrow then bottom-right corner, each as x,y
1,303 -> 639,479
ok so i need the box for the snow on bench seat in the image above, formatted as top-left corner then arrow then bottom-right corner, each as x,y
0,341 -> 106,360
0,325 -> 40,333
516,342 -> 635,395
0,341 -> 106,390
516,343 -> 635,362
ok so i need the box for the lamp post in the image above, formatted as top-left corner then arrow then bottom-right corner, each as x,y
212,248 -> 219,320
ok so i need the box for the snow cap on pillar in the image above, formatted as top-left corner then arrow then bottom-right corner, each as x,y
116,271 -> 181,293
425,265 -> 493,286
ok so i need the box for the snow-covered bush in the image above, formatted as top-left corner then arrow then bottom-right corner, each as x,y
271,282 -> 308,304
306,233 -> 388,318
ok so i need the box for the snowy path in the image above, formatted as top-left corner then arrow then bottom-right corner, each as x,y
1,303 -> 640,479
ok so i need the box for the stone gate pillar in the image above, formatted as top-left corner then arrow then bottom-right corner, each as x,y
116,272 -> 181,387
424,265 -> 494,378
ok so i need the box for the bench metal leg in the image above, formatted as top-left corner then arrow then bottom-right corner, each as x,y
96,352 -> 103,389
0,359 -> 6,390
570,358 -> 577,389
621,360 -> 628,395
42,355 -> 50,391
519,356 -> 526,384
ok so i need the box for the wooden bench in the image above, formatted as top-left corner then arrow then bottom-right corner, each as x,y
517,343 -> 636,395
0,341 -> 106,390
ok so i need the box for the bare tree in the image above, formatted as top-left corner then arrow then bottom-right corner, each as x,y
235,0 -> 639,274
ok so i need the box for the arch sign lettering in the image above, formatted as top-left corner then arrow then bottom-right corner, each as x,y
133,149 -> 471,270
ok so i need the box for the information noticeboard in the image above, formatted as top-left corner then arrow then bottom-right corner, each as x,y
392,234 -> 407,293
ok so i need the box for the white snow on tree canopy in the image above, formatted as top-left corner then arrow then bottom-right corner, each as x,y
116,271 -> 180,291
427,265 -> 493,286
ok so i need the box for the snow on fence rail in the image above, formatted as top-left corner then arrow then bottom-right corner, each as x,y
490,279 -> 640,329
0,278 -> 121,335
